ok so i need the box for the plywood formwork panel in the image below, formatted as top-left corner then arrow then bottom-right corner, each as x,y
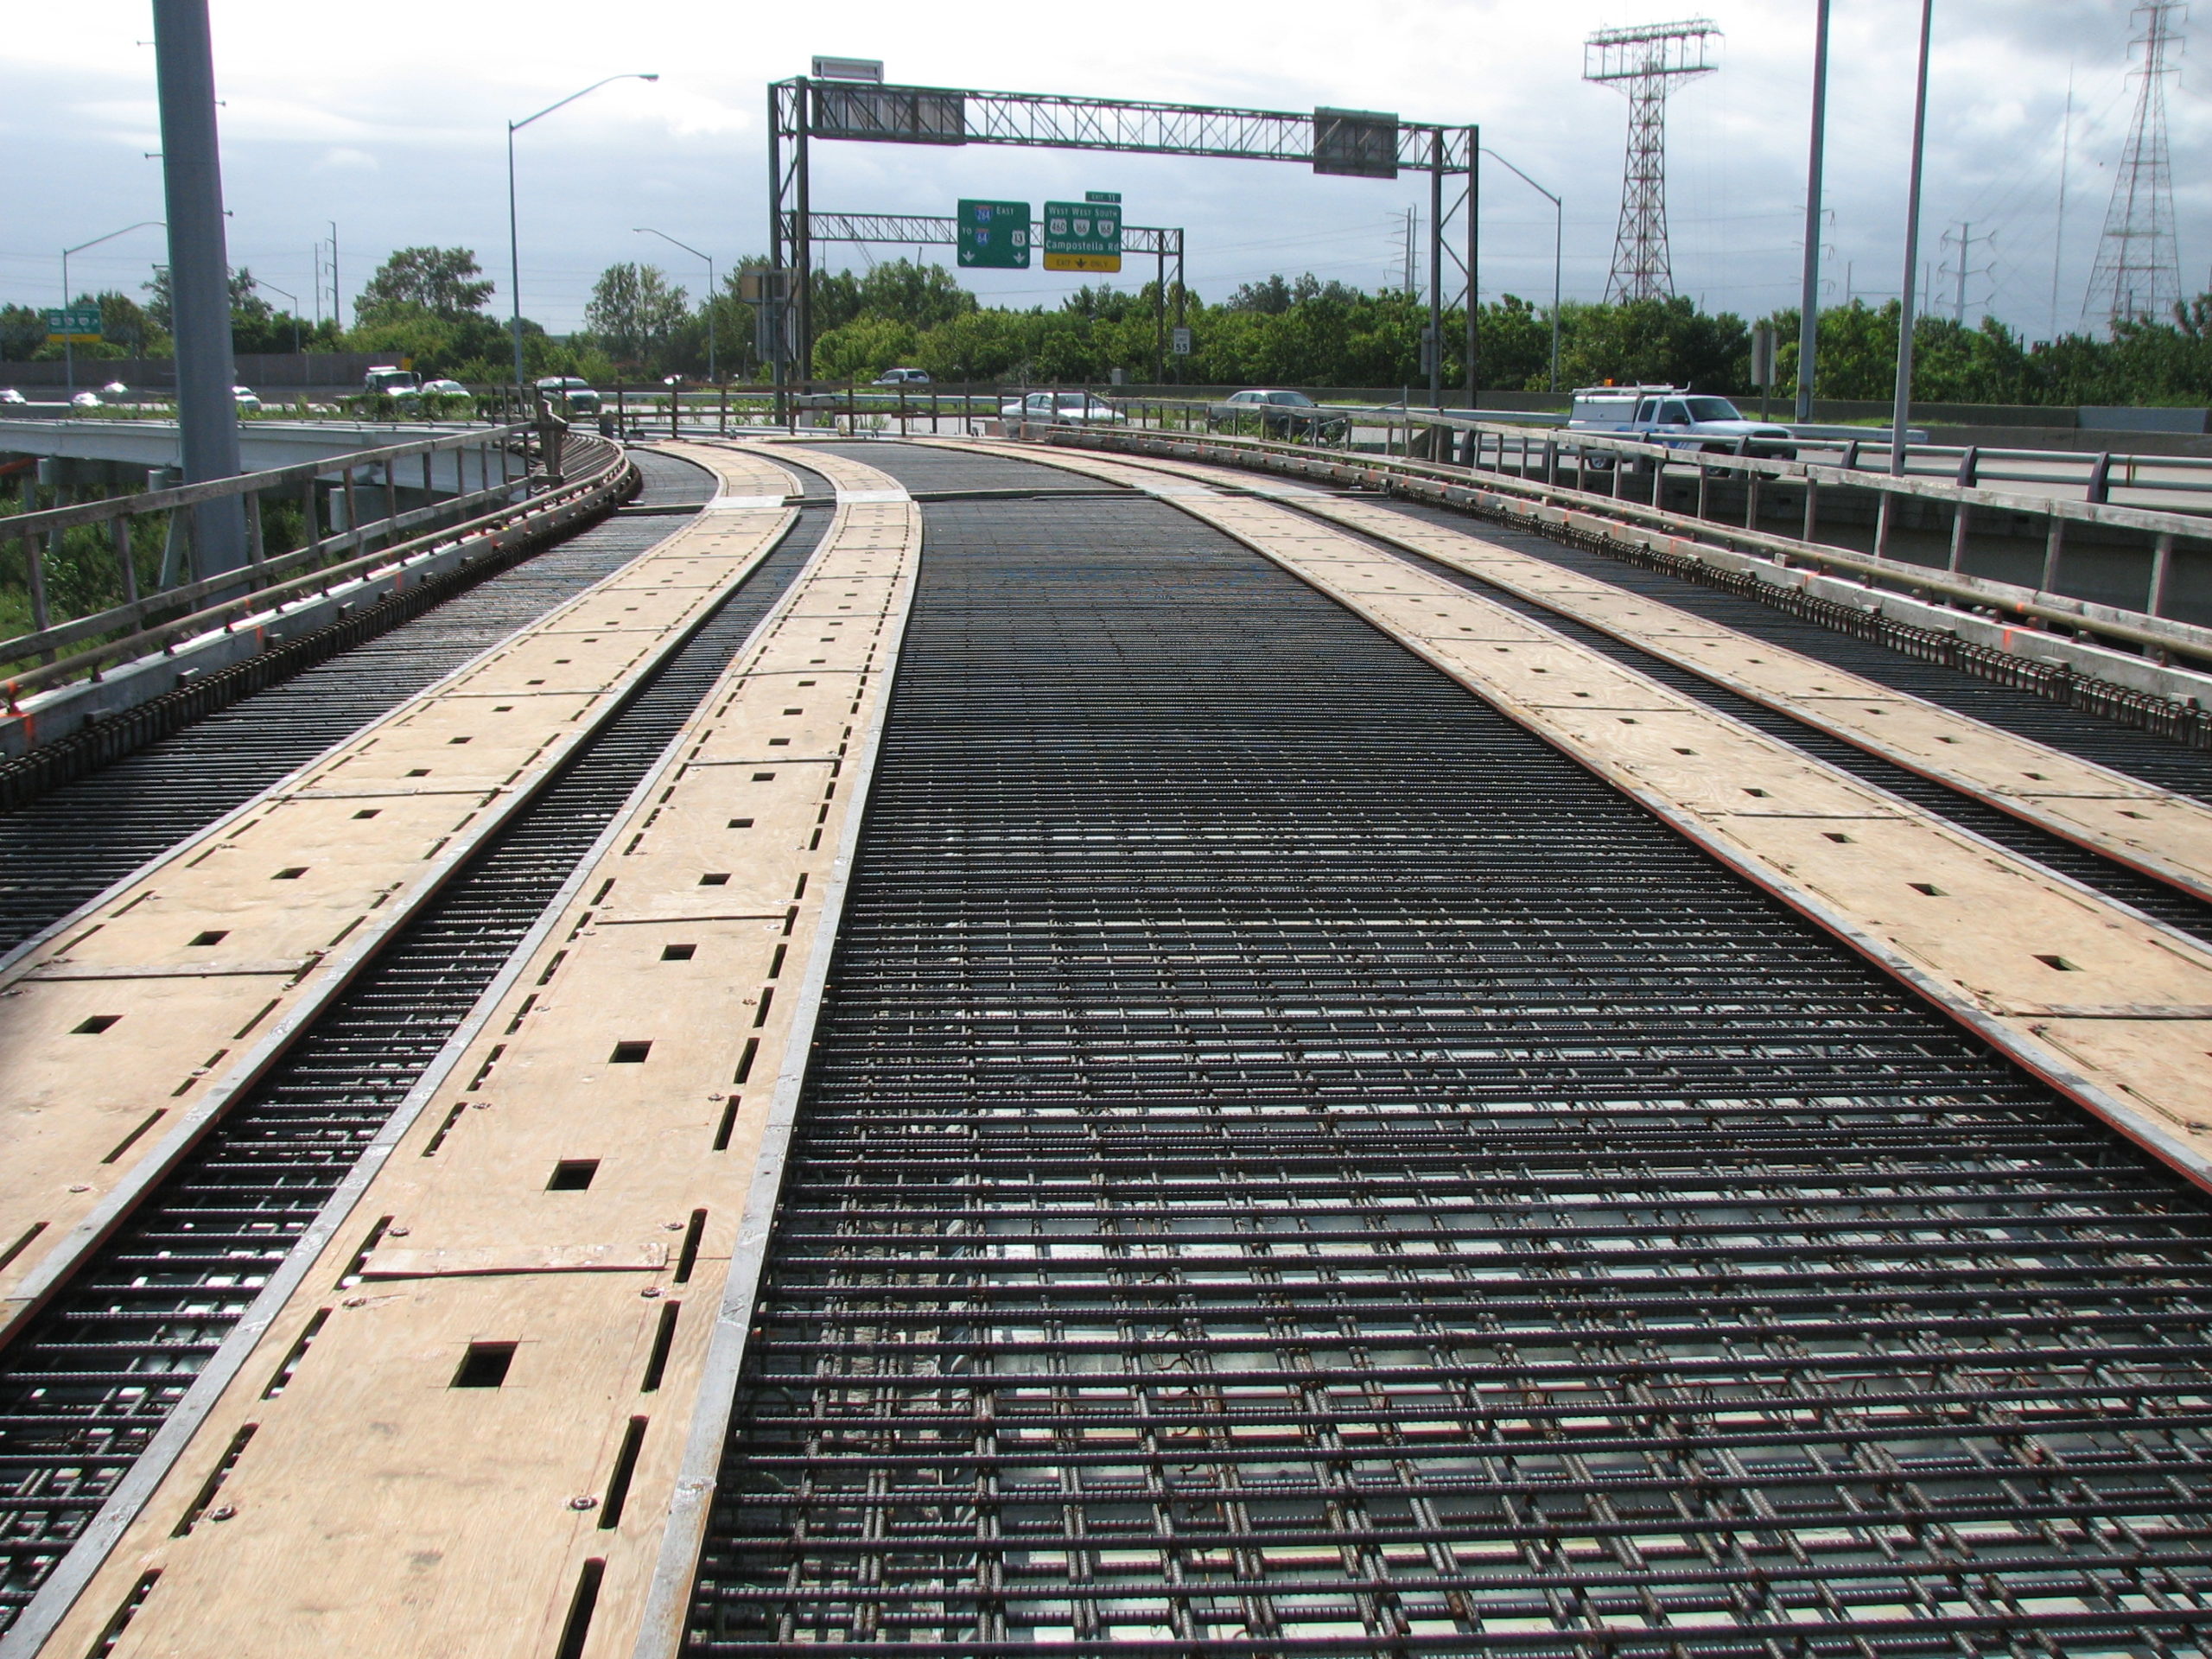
33,443 -> 920,1659
0,453 -> 802,1334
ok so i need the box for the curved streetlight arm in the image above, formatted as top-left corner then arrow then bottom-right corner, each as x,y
508,73 -> 659,388
633,226 -> 708,265
511,72 -> 658,135
65,219 -> 168,264
1480,148 -> 1566,393
634,227 -> 715,388
260,281 -> 305,355
1478,149 -> 1558,210
61,220 -> 166,399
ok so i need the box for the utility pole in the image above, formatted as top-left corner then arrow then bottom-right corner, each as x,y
152,0 -> 247,578
1585,19 -> 1720,302
1795,0 -> 1830,423
1890,0 -> 1935,479
2051,68 -> 2073,338
329,221 -> 341,330
1941,222 -> 1994,324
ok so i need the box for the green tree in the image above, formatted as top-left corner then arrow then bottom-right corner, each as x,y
585,264 -> 690,372
354,247 -> 495,324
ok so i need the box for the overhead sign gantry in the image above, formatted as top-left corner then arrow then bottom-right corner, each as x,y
810,208 -> 1189,381
769,73 -> 1479,402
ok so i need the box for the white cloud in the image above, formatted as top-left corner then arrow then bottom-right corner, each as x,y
0,0 -> 2199,340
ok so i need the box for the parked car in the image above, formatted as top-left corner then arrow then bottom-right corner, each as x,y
535,376 -> 601,419
232,385 -> 263,413
1210,388 -> 1350,442
874,367 -> 931,386
998,391 -> 1126,426
0,389 -> 26,406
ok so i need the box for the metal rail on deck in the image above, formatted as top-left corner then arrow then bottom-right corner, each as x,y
0,512 -> 827,1643
676,476 -> 2212,1656
1046,421 -> 2212,691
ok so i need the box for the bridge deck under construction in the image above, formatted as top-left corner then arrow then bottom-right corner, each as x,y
4,436 -> 2212,1659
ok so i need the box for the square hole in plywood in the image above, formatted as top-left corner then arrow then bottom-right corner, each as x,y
74,1014 -> 121,1034
547,1159 -> 600,1191
451,1343 -> 516,1389
189,931 -> 228,947
698,873 -> 731,887
274,868 -> 308,880
609,1040 -> 652,1064
662,944 -> 696,961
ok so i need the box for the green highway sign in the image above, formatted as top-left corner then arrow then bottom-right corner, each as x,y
44,304 -> 102,344
1084,191 -> 1121,204
956,200 -> 1031,270
1043,199 -> 1122,273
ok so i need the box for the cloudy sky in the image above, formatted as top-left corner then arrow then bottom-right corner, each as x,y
3,1 -> 2203,342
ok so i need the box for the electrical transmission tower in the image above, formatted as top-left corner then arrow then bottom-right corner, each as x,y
2087,0 -> 2184,326
1585,19 -> 1720,303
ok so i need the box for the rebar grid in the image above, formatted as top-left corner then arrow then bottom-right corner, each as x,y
1331,504 -> 2212,946
0,502 -> 826,1635
683,483 -> 2212,1657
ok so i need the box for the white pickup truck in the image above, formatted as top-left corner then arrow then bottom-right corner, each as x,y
1569,385 -> 1797,461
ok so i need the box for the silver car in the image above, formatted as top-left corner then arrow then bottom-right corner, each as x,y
999,391 -> 1126,426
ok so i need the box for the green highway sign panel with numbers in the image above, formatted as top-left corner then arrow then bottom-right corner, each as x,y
1043,199 -> 1122,273
44,305 -> 102,344
957,200 -> 1031,270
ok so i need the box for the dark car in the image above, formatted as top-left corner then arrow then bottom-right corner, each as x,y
1210,388 -> 1349,442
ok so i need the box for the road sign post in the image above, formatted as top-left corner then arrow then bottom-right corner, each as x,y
1044,198 -> 1122,273
957,200 -> 1031,270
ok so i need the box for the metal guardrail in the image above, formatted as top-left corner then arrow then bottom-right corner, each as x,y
1027,397 -> 2212,634
3,423 -> 542,672
1039,420 -> 2212,677
2,423 -> 623,708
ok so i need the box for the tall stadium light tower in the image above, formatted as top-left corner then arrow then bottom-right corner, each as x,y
2087,0 -> 2184,326
1585,19 -> 1720,303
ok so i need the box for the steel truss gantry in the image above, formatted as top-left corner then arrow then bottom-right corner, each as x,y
769,77 -> 1479,403
793,210 -> 1188,382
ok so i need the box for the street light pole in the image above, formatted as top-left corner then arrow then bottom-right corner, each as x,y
1796,0 -> 1832,423
1891,0 -> 1935,477
261,280 -> 304,354
1481,149 -> 1563,393
61,221 -> 164,400
507,73 -> 659,389
634,227 -> 715,386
